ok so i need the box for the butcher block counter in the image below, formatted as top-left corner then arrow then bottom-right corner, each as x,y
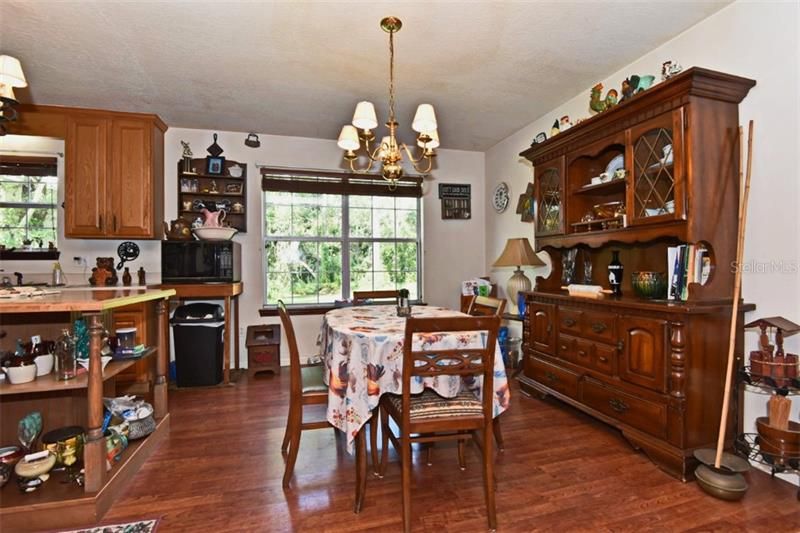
0,288 -> 174,532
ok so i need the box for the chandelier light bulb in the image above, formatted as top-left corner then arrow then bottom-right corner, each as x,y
412,104 -> 437,133
337,125 -> 360,151
352,101 -> 378,131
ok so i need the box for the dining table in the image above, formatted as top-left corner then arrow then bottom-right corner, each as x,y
319,304 -> 511,511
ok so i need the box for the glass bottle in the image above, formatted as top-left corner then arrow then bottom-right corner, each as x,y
122,267 -> 132,286
608,250 -> 624,296
55,329 -> 77,380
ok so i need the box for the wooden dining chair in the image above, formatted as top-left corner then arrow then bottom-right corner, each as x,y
378,315 -> 501,533
353,289 -> 399,302
277,300 -> 331,488
466,294 -> 507,451
466,295 -> 506,317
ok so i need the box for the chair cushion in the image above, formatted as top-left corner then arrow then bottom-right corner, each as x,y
301,365 -> 327,394
386,389 -> 483,420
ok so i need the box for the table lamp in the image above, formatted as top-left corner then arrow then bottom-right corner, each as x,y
493,237 -> 545,312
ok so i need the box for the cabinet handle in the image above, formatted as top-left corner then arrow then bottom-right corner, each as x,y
598,356 -> 609,363
617,340 -> 624,351
578,350 -> 587,358
545,371 -> 559,383
609,398 -> 629,413
564,318 -> 577,327
560,344 -> 568,352
99,214 -> 104,230
113,215 -> 117,231
546,323 -> 552,334
591,322 -> 608,333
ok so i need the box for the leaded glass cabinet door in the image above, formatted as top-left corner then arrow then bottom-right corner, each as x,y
534,156 -> 565,236
627,109 -> 685,225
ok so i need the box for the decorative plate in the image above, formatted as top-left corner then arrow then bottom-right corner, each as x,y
605,154 -> 625,177
492,182 -> 510,213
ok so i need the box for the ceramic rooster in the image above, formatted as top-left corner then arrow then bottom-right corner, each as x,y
589,83 -> 619,114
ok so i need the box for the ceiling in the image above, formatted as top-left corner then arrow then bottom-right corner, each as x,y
1,1 -> 730,151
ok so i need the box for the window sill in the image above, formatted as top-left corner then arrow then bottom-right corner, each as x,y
0,249 -> 60,261
259,300 -> 428,317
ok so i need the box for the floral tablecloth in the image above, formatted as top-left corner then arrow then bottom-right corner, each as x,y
320,305 -> 510,452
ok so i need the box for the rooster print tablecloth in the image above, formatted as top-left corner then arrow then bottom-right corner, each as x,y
321,305 -> 510,452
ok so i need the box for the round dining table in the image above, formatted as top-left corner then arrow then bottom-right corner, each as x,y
320,304 -> 511,453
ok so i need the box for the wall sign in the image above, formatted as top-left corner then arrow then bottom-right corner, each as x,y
438,183 -> 471,220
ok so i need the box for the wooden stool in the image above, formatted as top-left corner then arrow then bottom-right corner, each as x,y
246,324 -> 280,377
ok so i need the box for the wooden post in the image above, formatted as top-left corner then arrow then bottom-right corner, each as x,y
83,313 -> 107,492
223,295 -> 231,384
153,298 -> 169,419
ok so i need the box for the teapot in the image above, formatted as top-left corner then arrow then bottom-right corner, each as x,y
163,217 -> 193,240
200,208 -> 226,227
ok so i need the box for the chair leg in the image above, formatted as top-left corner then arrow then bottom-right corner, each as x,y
379,404 -> 390,478
457,438 -> 466,470
482,424 -> 497,531
282,405 -> 302,488
354,428 -> 367,513
493,416 -> 505,452
401,433 -> 412,533
370,407 -> 380,477
281,402 -> 296,454
426,444 -> 433,466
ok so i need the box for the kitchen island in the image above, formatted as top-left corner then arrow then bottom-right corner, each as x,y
0,288 -> 174,532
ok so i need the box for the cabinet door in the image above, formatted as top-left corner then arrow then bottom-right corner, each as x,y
110,119 -> 155,237
618,315 -> 667,392
534,156 -> 566,236
529,301 -> 556,355
65,116 -> 107,237
626,108 -> 685,225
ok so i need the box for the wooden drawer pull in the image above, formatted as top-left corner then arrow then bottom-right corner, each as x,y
563,318 -> 577,327
545,371 -> 559,383
591,322 -> 608,333
560,344 -> 569,352
609,398 -> 629,413
578,350 -> 587,357
598,356 -> 609,363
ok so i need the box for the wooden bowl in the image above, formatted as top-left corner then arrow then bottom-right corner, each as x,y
756,416 -> 800,466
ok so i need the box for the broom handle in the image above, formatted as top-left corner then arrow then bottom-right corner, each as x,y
715,120 -> 754,468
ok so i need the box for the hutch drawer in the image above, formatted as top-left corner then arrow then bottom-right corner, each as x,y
580,378 -> 667,439
526,356 -> 579,399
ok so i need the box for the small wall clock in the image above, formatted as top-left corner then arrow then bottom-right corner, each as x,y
492,182 -> 510,213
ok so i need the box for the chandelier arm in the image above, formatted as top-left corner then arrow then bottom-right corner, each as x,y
348,156 -> 378,174
411,156 -> 434,175
401,143 -> 429,164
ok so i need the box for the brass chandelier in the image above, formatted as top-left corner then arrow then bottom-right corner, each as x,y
337,17 -> 439,188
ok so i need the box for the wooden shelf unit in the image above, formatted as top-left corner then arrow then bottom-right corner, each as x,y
517,67 -> 756,481
177,159 -> 247,233
0,290 -> 173,532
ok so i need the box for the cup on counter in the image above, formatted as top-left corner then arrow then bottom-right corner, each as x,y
116,328 -> 137,352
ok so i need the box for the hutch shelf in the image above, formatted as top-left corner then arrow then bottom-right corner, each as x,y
517,67 -> 756,480
0,289 -> 174,532
177,158 -> 247,233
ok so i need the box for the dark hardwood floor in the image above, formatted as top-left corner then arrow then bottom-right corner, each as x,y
100,370 -> 799,532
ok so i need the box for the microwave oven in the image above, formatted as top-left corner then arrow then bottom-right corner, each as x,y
161,240 -> 241,283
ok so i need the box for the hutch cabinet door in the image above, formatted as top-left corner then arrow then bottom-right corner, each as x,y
65,115 -> 108,237
534,156 -> 566,236
110,119 -> 155,237
529,301 -> 556,355
626,108 -> 685,225
618,315 -> 667,392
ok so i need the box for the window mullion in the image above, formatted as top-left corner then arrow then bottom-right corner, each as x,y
342,195 -> 350,299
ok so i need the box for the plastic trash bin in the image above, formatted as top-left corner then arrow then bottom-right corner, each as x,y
170,303 -> 225,387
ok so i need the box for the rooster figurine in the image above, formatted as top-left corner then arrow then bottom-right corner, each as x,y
589,83 -> 619,114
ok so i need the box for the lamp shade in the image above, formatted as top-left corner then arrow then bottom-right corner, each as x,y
493,238 -> 544,267
417,129 -> 440,149
0,55 -> 27,88
412,103 -> 437,133
337,125 -> 360,151
352,101 -> 378,130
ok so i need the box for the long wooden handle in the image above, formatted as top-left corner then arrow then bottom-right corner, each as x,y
714,121 -> 754,469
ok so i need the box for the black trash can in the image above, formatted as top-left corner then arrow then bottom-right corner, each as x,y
170,303 -> 225,387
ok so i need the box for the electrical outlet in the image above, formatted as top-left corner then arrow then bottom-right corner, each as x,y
72,256 -> 87,267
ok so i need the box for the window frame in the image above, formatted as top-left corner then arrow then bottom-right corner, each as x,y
262,192 -> 423,309
0,155 -> 59,254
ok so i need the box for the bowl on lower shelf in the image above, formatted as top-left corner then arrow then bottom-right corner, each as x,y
77,356 -> 113,372
756,416 -> 800,467
2,363 -> 37,384
631,271 -> 668,299
193,226 -> 238,240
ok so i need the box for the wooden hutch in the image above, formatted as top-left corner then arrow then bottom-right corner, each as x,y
517,68 -> 756,480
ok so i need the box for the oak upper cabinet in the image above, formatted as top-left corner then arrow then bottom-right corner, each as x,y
64,111 -> 166,238
617,315 -> 667,392
534,156 -> 566,236
65,115 -> 108,237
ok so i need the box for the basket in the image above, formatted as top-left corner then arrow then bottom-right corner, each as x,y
127,415 -> 156,440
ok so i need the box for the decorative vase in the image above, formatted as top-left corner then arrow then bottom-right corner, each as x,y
608,250 -> 623,296
517,292 -> 527,317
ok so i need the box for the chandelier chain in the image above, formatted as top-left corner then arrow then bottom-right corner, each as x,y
388,29 -> 396,125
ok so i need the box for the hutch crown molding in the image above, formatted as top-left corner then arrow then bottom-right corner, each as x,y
517,67 -> 756,480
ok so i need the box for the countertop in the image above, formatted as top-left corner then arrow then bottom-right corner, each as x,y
0,287 -> 176,313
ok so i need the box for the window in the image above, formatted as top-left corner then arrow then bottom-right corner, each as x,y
0,156 -> 58,249
262,169 -> 422,306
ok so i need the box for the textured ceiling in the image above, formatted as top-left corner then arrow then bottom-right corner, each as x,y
0,1 -> 730,151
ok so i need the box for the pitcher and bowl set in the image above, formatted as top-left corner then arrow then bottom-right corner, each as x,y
164,206 -> 237,241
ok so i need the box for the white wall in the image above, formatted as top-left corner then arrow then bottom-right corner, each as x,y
484,0 -> 800,483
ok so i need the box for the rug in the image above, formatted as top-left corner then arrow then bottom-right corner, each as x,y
57,518 -> 159,533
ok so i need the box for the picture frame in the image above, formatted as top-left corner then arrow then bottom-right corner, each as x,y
224,182 -> 243,194
206,156 -> 225,175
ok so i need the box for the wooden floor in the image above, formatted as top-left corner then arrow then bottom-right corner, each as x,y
97,370 -> 799,532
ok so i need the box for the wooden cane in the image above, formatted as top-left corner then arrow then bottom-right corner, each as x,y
714,120 -> 754,469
